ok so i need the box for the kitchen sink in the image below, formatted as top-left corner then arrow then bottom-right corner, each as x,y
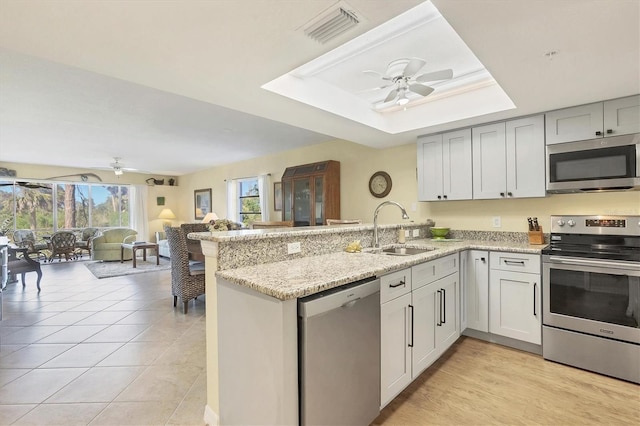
380,247 -> 435,256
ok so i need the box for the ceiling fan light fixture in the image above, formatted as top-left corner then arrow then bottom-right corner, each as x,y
396,95 -> 410,106
114,167 -> 123,176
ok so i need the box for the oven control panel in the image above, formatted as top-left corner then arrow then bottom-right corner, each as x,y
585,218 -> 626,228
550,215 -> 640,236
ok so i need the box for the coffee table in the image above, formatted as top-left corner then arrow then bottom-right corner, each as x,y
121,242 -> 159,268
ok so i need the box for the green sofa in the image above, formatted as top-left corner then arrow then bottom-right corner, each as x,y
91,228 -> 137,261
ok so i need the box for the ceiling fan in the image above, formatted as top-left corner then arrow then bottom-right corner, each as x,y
362,57 -> 453,106
109,157 -> 137,176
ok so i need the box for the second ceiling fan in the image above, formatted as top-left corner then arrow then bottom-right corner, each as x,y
363,57 -> 453,105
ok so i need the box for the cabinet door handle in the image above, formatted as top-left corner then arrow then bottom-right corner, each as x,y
500,192 -> 505,197
389,279 -> 405,288
441,288 -> 447,324
408,304 -> 414,347
606,129 -> 613,134
443,195 -> 448,199
480,257 -> 486,262
595,131 -> 602,136
436,290 -> 442,326
437,195 -> 442,200
507,192 -> 513,197
504,260 -> 525,266
533,283 -> 537,316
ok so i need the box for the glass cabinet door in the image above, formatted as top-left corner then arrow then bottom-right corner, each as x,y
283,180 -> 292,221
293,178 -> 311,226
314,177 -> 324,225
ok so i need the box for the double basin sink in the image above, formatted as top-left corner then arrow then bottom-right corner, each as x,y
367,246 -> 436,256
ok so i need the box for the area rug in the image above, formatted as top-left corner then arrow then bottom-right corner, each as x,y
84,256 -> 171,279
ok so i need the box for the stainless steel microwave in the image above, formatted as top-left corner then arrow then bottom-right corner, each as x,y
546,133 -> 640,193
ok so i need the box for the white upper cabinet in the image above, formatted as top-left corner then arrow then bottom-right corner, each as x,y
417,129 -> 473,201
472,115 -> 545,199
603,95 -> 640,137
546,95 -> 640,145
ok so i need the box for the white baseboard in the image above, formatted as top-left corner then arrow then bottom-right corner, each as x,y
203,404 -> 219,426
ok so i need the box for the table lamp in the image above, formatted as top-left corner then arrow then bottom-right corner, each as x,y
201,212 -> 219,224
158,208 -> 176,228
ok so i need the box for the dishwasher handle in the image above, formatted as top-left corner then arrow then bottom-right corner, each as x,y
299,277 -> 380,318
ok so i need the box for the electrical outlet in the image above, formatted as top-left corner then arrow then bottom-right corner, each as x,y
404,230 -> 410,237
287,242 -> 301,254
411,202 -> 417,212
492,216 -> 502,228
412,229 -> 420,237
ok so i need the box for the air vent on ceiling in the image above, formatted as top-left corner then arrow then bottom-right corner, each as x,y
303,3 -> 359,44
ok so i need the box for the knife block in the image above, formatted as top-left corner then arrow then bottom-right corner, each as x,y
528,227 -> 545,245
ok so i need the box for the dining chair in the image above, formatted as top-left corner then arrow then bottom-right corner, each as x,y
48,231 -> 77,262
165,226 -> 205,314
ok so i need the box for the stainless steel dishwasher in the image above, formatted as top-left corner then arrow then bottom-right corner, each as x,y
298,276 -> 380,426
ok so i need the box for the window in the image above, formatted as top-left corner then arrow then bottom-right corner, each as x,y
0,180 -> 131,236
237,178 -> 261,226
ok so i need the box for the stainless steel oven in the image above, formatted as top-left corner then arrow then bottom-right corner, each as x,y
542,215 -> 640,383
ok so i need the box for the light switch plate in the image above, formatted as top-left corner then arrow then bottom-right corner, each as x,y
492,216 -> 502,228
287,242 -> 301,254
412,229 -> 420,237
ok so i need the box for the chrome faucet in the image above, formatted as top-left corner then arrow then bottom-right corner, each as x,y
373,201 -> 410,248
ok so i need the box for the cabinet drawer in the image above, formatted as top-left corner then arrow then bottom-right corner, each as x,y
489,252 -> 540,274
412,254 -> 458,290
380,268 -> 411,303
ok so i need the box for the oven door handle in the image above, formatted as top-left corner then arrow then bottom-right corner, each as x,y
547,256 -> 640,272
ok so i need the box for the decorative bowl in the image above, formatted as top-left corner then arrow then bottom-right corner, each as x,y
430,227 -> 450,239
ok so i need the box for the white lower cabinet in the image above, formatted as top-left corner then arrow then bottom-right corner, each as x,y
380,291 -> 412,406
463,250 -> 489,333
380,255 -> 459,408
488,252 -> 541,345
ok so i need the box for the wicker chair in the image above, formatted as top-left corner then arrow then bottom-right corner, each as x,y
48,231 -> 77,262
12,229 -> 48,260
75,227 -> 100,258
180,223 -> 209,262
165,227 -> 205,314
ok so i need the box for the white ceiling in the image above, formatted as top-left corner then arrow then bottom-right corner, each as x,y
0,0 -> 638,176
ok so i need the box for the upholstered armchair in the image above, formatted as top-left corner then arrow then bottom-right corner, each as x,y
91,228 -> 137,261
165,226 -> 205,314
12,229 -> 48,260
75,227 -> 100,258
48,231 -> 77,262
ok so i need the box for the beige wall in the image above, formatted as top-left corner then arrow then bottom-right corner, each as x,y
177,140 -> 640,232
6,140 -> 639,236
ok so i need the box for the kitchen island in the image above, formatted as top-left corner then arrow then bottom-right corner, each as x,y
189,223 -> 546,425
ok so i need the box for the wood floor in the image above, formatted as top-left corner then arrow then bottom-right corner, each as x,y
373,336 -> 639,425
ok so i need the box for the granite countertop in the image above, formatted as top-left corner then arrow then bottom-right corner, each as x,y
216,239 -> 546,301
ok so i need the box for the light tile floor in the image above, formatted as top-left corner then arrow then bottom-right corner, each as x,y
0,260 -> 206,426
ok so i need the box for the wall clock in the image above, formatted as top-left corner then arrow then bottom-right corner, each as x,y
369,171 -> 392,198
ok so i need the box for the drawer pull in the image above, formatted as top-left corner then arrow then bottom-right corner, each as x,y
504,260 -> 525,266
389,279 -> 405,288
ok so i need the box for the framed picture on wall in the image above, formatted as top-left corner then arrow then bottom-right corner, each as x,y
274,182 -> 282,211
194,188 -> 212,220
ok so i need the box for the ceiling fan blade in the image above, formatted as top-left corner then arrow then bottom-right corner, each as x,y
384,88 -> 399,103
362,70 -> 393,81
409,83 -> 435,97
416,69 -> 453,83
402,58 -> 426,77
358,83 -> 395,94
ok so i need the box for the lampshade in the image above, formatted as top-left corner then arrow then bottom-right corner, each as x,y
201,212 -> 219,223
158,208 -> 176,220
